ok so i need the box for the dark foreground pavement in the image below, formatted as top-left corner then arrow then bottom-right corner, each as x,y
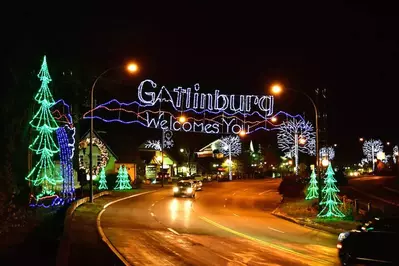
56,186 -> 160,266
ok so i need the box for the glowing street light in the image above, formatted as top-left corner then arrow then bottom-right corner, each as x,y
321,159 -> 329,167
126,62 -> 139,73
178,116 -> 186,123
359,138 -> 364,142
89,62 -> 140,202
239,130 -> 246,137
271,117 -> 277,123
271,84 -> 283,95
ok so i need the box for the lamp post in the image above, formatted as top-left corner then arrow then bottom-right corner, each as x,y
89,62 -> 138,202
219,139 -> 233,180
271,84 -> 321,203
180,148 -> 192,176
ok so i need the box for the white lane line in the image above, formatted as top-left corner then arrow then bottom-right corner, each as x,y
268,226 -> 285,233
258,190 -> 271,195
150,212 -> 155,217
384,186 -> 399,194
233,213 -> 239,217
167,228 -> 180,235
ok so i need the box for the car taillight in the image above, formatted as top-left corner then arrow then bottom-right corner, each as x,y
336,243 -> 342,249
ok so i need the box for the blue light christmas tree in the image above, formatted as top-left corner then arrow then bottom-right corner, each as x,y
26,56 -> 63,200
305,168 -> 318,200
114,165 -> 132,190
317,163 -> 345,218
98,167 -> 108,190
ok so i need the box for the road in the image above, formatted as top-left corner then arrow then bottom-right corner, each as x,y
343,175 -> 399,214
100,180 -> 339,265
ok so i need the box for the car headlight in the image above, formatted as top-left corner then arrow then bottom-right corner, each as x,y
338,232 -> 350,242
187,187 -> 193,193
173,187 -> 179,192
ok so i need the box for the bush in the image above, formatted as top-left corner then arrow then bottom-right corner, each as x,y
278,175 -> 307,198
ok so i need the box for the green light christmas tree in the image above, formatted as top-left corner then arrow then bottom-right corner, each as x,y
98,167 -> 108,190
305,168 -> 318,200
114,165 -> 132,190
317,163 -> 345,218
26,56 -> 62,199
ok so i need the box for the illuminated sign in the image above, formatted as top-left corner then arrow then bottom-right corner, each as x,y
84,79 -> 305,135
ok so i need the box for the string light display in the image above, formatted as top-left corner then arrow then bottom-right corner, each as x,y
79,136 -> 110,176
56,126 -> 75,201
218,135 -> 242,180
393,145 -> 398,164
305,168 -> 318,200
26,56 -> 63,202
144,140 -> 161,151
319,146 -> 335,161
114,165 -> 132,190
82,98 -> 306,135
318,163 -> 345,218
363,139 -> 383,171
98,167 -> 108,190
219,135 -> 242,157
277,118 -> 316,174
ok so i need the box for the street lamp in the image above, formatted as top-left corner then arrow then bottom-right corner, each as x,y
271,83 -> 321,203
89,62 -> 139,202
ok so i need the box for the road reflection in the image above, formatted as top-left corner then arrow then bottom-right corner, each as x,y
169,198 -> 193,225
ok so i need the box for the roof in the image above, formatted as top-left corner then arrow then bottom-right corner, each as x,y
80,130 -> 118,160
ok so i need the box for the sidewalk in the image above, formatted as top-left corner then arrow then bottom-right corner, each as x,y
57,186 -> 161,266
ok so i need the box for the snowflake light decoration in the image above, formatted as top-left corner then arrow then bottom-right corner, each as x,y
319,146 -> 335,161
218,135 -> 242,157
393,145 -> 398,164
362,139 -> 383,171
277,118 -> 316,174
163,130 -> 174,149
144,140 -> 161,151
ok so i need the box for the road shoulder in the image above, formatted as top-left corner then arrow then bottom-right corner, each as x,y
56,186 -> 159,266
271,200 -> 360,235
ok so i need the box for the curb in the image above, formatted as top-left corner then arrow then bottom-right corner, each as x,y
56,191 -> 113,266
271,209 -> 343,235
96,190 -> 160,266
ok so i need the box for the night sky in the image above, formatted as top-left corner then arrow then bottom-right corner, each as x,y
6,2 -> 398,164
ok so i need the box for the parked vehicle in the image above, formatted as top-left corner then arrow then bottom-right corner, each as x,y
173,181 -> 196,198
337,217 -> 399,265
156,172 -> 171,183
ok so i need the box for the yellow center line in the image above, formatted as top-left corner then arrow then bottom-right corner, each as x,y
199,216 -> 332,265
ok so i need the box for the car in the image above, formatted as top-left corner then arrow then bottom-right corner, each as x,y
337,217 -> 399,265
192,180 -> 202,190
156,172 -> 171,183
172,181 -> 196,198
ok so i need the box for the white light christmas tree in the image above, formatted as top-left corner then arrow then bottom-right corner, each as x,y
363,139 -> 383,172
98,167 -> 108,190
218,135 -> 242,181
26,56 -> 63,200
114,165 -> 132,190
305,168 -> 318,200
393,145 -> 398,164
277,118 -> 316,174
319,146 -> 335,161
318,163 -> 345,218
